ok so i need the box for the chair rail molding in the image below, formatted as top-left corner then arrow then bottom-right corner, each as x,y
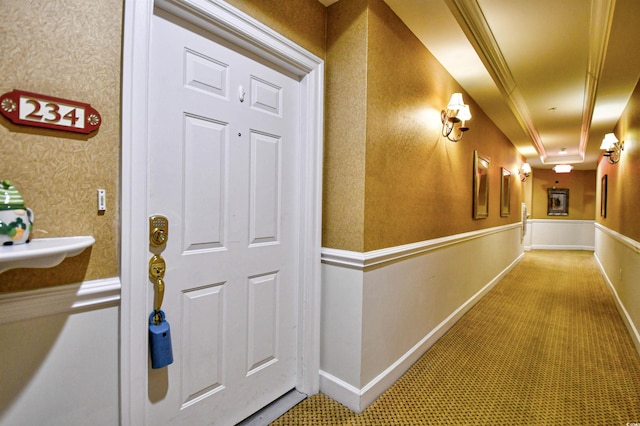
321,223 -> 522,270
595,222 -> 640,254
0,277 -> 120,325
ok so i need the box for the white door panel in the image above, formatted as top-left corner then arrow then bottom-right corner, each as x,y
147,10 -> 300,424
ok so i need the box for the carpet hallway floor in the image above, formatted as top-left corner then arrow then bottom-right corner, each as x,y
270,251 -> 640,425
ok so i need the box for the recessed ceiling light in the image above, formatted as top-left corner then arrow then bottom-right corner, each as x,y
553,164 -> 573,173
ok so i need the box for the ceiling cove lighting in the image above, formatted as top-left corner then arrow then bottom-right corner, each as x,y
553,164 -> 573,173
441,93 -> 471,142
518,162 -> 532,181
600,132 -> 624,164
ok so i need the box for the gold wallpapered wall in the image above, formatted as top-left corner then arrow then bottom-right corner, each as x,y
530,169 -> 596,220
0,0 -> 534,288
0,0 -> 123,291
224,0 -> 327,59
323,0 -> 369,252
0,0 -> 325,292
324,0 -> 524,252
598,79 -> 640,242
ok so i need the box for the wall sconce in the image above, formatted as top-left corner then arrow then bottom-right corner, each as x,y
553,164 -> 573,173
600,132 -> 624,164
518,162 -> 532,181
441,93 -> 471,142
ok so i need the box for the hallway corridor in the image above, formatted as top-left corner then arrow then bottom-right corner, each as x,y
272,251 -> 640,425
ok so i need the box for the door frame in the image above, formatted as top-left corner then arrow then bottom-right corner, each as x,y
120,1 -> 324,424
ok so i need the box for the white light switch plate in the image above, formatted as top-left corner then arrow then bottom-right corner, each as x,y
98,189 -> 106,211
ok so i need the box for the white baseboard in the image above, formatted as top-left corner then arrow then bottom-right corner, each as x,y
318,371 -> 363,412
320,253 -> 524,412
593,253 -> 640,355
530,245 -> 594,251
0,277 -> 121,325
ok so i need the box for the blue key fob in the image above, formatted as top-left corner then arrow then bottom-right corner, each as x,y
149,310 -> 173,369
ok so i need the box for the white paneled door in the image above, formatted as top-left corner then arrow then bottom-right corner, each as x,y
146,9 -> 300,425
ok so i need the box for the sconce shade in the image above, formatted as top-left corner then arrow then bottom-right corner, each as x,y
600,133 -> 618,150
518,162 -> 532,181
458,104 -> 472,121
447,93 -> 465,111
600,132 -> 624,164
441,93 -> 471,142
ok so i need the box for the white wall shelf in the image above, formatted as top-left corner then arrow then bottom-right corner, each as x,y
0,236 -> 95,274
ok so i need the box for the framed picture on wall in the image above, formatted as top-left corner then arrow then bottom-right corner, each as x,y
473,151 -> 490,219
547,188 -> 569,216
500,167 -> 511,217
601,175 -> 608,218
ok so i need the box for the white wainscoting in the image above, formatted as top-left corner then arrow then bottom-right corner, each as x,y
0,278 -> 120,426
594,224 -> 640,355
528,219 -> 595,251
320,224 -> 524,412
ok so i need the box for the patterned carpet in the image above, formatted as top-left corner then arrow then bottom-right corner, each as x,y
271,251 -> 640,425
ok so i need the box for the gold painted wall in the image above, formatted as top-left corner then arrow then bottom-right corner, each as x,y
598,79 -> 640,242
325,0 -> 524,252
530,169 -> 596,220
0,0 -> 123,291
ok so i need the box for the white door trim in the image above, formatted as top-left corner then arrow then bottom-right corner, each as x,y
120,1 -> 323,424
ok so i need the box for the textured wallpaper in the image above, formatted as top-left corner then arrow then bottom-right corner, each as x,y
531,169 -> 596,220
323,0 -> 369,252
0,0 -> 328,291
224,0 -> 327,59
0,0 -> 540,287
598,79 -> 640,242
324,0 -> 524,252
0,0 -> 123,291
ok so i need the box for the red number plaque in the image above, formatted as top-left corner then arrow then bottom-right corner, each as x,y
0,90 -> 101,134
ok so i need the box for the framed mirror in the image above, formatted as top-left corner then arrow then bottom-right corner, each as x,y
500,167 -> 511,217
547,188 -> 569,216
473,151 -> 490,219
